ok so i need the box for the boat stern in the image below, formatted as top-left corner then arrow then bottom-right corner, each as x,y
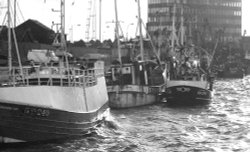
164,85 -> 212,105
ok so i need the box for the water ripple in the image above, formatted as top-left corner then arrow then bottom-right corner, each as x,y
2,78 -> 250,152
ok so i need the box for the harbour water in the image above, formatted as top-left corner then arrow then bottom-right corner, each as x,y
1,77 -> 250,152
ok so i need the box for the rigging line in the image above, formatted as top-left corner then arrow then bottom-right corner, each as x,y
207,39 -> 219,70
9,1 -> 21,26
142,20 -> 161,65
118,22 -> 125,40
9,13 -> 25,83
16,0 -> 25,22
132,19 -> 139,60
9,3 -> 14,25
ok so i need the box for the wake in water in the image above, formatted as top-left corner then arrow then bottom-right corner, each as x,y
1,78 -> 250,152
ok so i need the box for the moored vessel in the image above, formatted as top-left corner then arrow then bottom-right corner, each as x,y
160,2 -> 214,106
164,71 -> 214,105
107,60 -> 164,108
162,46 -> 214,106
106,0 -> 164,108
0,0 -> 109,143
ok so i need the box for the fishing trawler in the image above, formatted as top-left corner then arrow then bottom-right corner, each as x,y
0,0 -> 109,143
107,59 -> 164,108
106,0 -> 164,108
160,2 -> 214,105
162,46 -> 214,105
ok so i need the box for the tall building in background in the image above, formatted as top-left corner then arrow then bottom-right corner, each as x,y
147,0 -> 242,43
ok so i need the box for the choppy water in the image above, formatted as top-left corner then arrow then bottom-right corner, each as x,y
1,77 -> 250,152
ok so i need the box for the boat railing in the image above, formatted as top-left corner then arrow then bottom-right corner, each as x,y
2,66 -> 104,88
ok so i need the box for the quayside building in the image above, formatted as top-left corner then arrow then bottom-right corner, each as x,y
147,0 -> 242,43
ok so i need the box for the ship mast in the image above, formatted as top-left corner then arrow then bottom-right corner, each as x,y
7,0 -> 12,73
60,0 -> 69,68
171,2 -> 176,53
180,2 -> 184,45
137,0 -> 148,85
114,0 -> 121,64
60,0 -> 66,50
7,0 -> 24,82
137,0 -> 144,62
58,0 -> 70,85
14,0 -> 16,27
99,0 -> 102,41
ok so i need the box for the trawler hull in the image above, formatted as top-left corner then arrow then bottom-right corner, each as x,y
108,85 -> 161,108
0,102 -> 109,143
163,80 -> 212,105
0,77 -> 109,143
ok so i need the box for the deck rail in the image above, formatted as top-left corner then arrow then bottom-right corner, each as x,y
1,66 -> 104,88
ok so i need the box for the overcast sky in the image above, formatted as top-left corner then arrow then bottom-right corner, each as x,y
0,0 -> 249,41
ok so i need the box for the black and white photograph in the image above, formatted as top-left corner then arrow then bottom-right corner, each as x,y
0,0 -> 250,151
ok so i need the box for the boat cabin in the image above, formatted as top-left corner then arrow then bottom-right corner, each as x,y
106,60 -> 164,86
168,55 -> 208,82
1,48 -> 104,88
